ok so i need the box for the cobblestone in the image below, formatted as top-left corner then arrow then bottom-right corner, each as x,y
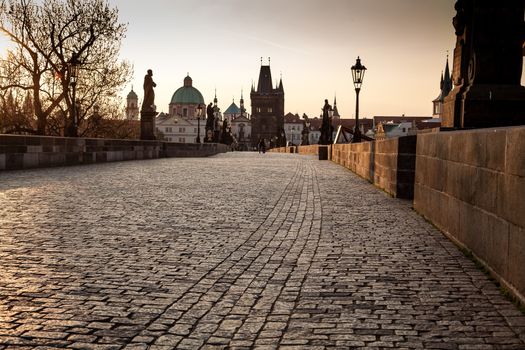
0,152 -> 524,349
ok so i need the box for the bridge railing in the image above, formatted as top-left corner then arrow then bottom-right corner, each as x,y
272,126 -> 525,306
0,134 -> 229,171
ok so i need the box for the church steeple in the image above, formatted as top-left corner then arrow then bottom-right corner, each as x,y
333,95 -> 340,118
432,55 -> 453,118
278,72 -> 284,92
240,89 -> 245,117
442,56 -> 452,97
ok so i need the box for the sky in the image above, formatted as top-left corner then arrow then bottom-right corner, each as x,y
109,0 -> 458,119
2,0 -> 523,119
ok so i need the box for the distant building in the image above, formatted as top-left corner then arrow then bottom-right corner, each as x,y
250,61 -> 285,147
432,57 -> 452,118
155,75 -> 207,143
284,113 -> 303,146
230,92 -> 252,150
373,115 -> 440,140
125,88 -> 139,120
169,75 -> 205,119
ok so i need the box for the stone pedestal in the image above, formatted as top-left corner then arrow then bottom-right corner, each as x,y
140,111 -> 157,140
442,1 -> 525,129
318,145 -> 329,160
443,85 -> 525,129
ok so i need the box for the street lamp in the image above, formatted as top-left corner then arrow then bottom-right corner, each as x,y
196,104 -> 203,143
351,56 -> 366,143
67,53 -> 80,137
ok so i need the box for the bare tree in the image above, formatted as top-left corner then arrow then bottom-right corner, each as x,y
0,0 -> 132,136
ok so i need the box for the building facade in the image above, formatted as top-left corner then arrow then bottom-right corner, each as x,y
155,75 -> 208,143
250,62 -> 285,148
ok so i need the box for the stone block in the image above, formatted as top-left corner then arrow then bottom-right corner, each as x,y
445,161 -> 475,203
397,154 -> 416,171
416,133 -> 437,157
396,170 -> 415,199
398,135 -> 417,154
508,225 -> 525,295
459,201 -> 487,256
497,173 -> 525,228
0,134 -> 24,145
0,154 -> 5,170
471,168 -> 499,213
65,153 -> 81,165
414,155 -> 429,186
96,152 -> 108,162
413,183 -> 428,218
26,145 -> 42,153
462,131 -> 487,167
6,153 -> 24,170
426,157 -> 447,192
23,153 -> 39,168
484,215 -> 510,281
444,195 -> 461,237
506,127 -> 525,177
485,129 -> 507,172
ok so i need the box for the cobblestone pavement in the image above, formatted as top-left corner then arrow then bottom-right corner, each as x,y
0,152 -> 524,350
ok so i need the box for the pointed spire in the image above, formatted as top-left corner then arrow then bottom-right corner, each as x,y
443,55 -> 452,97
214,89 -> 217,105
333,94 -> 340,118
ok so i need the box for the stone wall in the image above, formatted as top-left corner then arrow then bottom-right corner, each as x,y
297,145 -> 322,156
414,126 -> 525,303
331,137 -> 417,199
0,135 -> 229,171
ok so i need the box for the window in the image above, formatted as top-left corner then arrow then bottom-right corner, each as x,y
256,107 -> 262,113
179,127 -> 185,133
179,137 -> 185,143
166,127 -> 172,133
268,107 -> 273,113
194,128 -> 197,133
183,108 -> 188,117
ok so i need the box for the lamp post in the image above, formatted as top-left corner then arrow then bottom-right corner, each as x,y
67,54 -> 80,137
351,56 -> 366,143
196,104 -> 203,143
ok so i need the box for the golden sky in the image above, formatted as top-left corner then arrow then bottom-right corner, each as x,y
3,0 -> 523,118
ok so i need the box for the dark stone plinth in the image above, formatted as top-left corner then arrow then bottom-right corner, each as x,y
318,145 -> 329,160
443,1 -> 525,129
140,111 -> 157,140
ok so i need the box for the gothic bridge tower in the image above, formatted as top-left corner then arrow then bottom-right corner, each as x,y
250,59 -> 285,147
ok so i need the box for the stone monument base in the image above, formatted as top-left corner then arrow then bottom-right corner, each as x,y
140,111 -> 157,140
443,85 -> 525,129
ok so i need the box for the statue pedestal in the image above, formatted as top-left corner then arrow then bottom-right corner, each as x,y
140,111 -> 157,140
443,85 -> 525,129
441,2 -> 525,129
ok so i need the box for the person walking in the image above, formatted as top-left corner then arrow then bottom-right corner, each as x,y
258,138 -> 266,154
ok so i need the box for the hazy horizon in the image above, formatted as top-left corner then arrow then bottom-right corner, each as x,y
1,0 -> 524,119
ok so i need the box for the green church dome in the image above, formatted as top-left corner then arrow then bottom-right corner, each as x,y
170,75 -> 205,105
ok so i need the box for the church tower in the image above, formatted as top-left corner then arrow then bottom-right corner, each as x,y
333,96 -> 341,120
432,57 -> 452,118
126,87 -> 139,120
250,58 -> 285,147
